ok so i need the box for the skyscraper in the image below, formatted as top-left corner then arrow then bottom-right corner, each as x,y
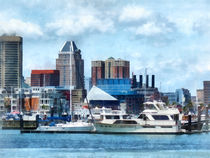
0,36 -> 22,89
91,61 -> 105,86
105,57 -> 130,79
91,57 -> 130,86
203,81 -> 210,105
56,41 -> 84,89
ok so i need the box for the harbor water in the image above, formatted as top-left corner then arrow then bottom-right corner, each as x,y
0,130 -> 210,158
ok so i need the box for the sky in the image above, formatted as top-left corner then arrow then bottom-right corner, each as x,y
0,0 -> 210,95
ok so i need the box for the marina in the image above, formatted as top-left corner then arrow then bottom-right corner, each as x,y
1,99 -> 209,134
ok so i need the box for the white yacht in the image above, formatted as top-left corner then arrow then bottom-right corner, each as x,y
37,121 -> 94,133
94,100 -> 183,134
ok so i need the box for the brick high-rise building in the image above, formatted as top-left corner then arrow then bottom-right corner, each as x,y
56,41 -> 84,89
91,57 -> 130,86
91,61 -> 105,86
0,36 -> 22,89
203,81 -> 210,105
105,57 -> 130,79
31,70 -> 59,87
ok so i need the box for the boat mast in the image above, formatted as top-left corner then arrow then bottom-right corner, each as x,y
70,51 -> 73,121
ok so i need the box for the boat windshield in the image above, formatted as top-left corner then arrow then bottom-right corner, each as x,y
113,120 -> 137,124
152,115 -> 169,120
122,115 -> 130,119
156,103 -> 165,110
105,115 -> 120,119
144,104 -> 156,110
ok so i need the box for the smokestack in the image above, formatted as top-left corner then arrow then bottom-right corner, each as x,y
132,75 -> 137,88
139,75 -> 143,88
152,75 -> 155,88
146,75 -> 149,88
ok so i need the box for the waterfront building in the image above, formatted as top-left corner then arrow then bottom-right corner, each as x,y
197,89 -> 204,104
162,92 -> 177,105
131,74 -> 160,100
71,89 -> 87,104
91,57 -> 130,86
0,87 -> 70,115
203,81 -> 210,105
86,86 -> 119,109
96,78 -> 131,97
96,75 -> 158,114
0,36 -> 22,89
96,78 -> 144,113
176,88 -> 191,106
25,77 -> 31,87
56,41 -> 84,89
31,70 -> 59,87
85,77 -> 92,91
191,96 -> 196,104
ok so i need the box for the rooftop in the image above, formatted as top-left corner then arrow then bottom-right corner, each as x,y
86,86 -> 118,101
60,41 -> 78,52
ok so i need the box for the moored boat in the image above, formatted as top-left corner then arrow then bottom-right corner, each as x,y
37,121 -> 94,133
94,100 -> 184,134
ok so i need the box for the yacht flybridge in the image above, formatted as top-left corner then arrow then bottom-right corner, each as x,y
94,100 -> 184,134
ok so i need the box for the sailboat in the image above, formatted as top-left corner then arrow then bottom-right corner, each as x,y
37,41 -> 94,133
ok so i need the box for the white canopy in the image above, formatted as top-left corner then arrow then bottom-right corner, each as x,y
85,86 -> 117,103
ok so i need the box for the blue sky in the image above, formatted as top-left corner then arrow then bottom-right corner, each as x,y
0,0 -> 210,95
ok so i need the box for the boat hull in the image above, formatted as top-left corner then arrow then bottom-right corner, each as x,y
94,123 -> 182,134
37,122 -> 94,132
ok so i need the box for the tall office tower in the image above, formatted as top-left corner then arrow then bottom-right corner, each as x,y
0,36 -> 22,89
56,41 -> 84,89
203,81 -> 210,105
91,61 -> 105,85
105,57 -> 130,79
31,70 -> 60,87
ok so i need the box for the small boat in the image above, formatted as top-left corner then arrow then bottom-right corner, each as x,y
94,100 -> 184,134
37,121 -> 94,133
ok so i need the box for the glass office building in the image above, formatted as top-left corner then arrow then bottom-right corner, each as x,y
0,36 -> 22,89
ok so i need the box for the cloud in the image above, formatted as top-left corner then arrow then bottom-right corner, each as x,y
119,5 -> 151,22
117,5 -> 177,46
46,14 -> 114,36
0,18 -> 43,38
135,22 -> 163,36
129,18 -> 177,46
45,2 -> 115,37
193,17 -> 210,35
166,7 -> 210,36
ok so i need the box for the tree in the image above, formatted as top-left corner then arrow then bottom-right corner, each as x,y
183,101 -> 194,114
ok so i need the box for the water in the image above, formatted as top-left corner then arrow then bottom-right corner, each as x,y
0,130 -> 210,158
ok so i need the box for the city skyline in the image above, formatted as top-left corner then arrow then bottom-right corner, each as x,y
0,0 -> 210,95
